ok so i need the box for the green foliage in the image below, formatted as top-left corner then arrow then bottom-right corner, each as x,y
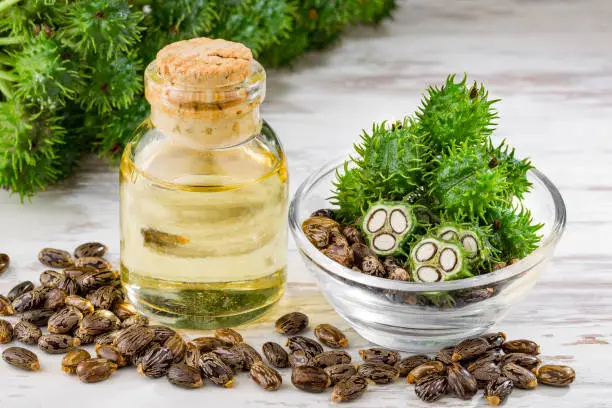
0,0 -> 394,199
0,100 -> 65,199
331,118 -> 430,223
80,52 -> 142,114
11,37 -> 84,109
61,0 -> 144,60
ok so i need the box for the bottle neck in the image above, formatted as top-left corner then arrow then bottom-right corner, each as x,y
145,60 -> 266,150
149,103 -> 262,150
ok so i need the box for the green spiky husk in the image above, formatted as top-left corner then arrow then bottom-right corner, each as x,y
0,0 -> 396,199
361,200 -> 419,257
486,205 -> 543,262
331,118 -> 431,223
416,74 -> 499,155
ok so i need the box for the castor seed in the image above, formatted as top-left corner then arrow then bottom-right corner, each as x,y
415,375 -> 448,402
286,336 -> 323,356
12,289 -> 45,313
0,295 -> 15,316
395,355 -> 430,377
40,270 -> 63,288
407,361 -> 446,384
0,253 -> 9,274
138,347 -> 174,378
292,365 -> 331,392
484,376 -> 514,406
167,363 -> 204,389
447,362 -> 478,400
250,362 -> 283,391
199,352 -> 235,387
358,363 -> 399,385
74,256 -> 112,271
76,358 -> 117,383
435,346 -> 455,364
502,353 -> 542,371
467,359 -> 502,388
537,365 -> 575,387
39,248 -> 74,268
359,348 -> 400,365
74,242 -> 108,259
231,342 -> 263,370
262,341 -> 289,368
502,339 -> 540,355
331,375 -> 368,402
62,349 -> 92,374
481,332 -> 507,349
57,276 -> 79,296
342,226 -> 364,245
48,306 -> 83,334
76,269 -> 119,292
38,334 -> 79,354
75,330 -> 96,345
502,362 -> 538,389
7,281 -> 34,301
311,209 -> 336,219
215,328 -> 243,346
121,314 -> 149,328
21,308 -> 55,326
314,323 -> 348,348
87,285 -> 120,310
325,363 -> 358,385
79,310 -> 120,336
275,312 -> 309,335
2,347 -> 40,371
96,344 -> 127,367
289,349 -> 314,368
113,324 -> 154,356
189,336 -> 226,353
112,302 -> 138,321
13,320 -> 42,345
43,287 -> 66,310
95,330 -> 120,346
0,319 -> 14,343
164,333 -> 186,362
452,337 -> 489,362
212,347 -> 245,372
63,266 -> 97,281
312,350 -> 351,368
64,295 -> 94,313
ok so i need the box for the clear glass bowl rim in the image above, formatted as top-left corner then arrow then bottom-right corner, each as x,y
289,155 -> 567,292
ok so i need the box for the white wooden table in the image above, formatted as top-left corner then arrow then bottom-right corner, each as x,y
1,1 -> 611,406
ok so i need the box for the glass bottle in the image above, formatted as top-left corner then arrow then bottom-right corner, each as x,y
119,38 -> 288,329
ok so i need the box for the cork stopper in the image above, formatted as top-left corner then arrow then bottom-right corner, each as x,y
145,37 -> 265,150
156,38 -> 253,87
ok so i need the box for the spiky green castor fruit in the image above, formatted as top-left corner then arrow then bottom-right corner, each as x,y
416,74 -> 499,154
491,141 -> 534,200
409,235 -> 472,282
361,201 -> 418,256
331,118 -> 430,223
428,142 -> 510,221
487,205 -> 543,261
431,222 -> 498,269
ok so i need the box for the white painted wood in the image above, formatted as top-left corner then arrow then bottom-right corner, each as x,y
1,0 -> 611,406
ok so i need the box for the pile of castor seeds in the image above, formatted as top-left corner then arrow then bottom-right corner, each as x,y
0,245 -> 575,403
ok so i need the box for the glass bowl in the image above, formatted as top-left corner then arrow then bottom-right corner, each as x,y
289,157 -> 566,352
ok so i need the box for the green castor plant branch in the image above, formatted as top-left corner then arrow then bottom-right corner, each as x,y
0,0 -> 397,200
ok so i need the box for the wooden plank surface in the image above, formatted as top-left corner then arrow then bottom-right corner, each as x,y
1,0 -> 611,406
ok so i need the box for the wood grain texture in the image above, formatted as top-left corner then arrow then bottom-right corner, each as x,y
1,0 -> 611,406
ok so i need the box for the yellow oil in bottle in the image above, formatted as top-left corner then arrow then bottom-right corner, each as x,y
119,127 -> 288,329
